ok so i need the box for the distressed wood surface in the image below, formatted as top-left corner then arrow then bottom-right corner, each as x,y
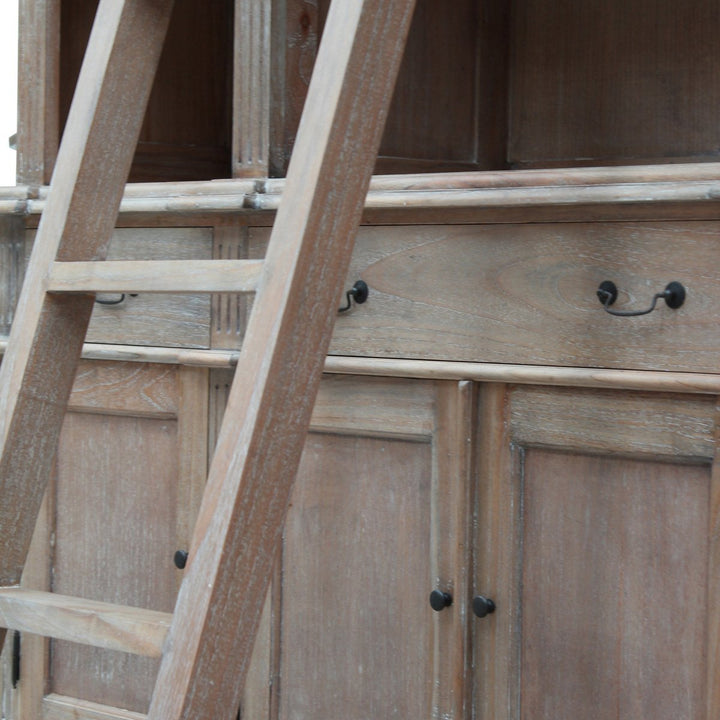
17,0 -> 60,185
473,384 -> 522,720
510,386 -> 716,459
521,451 -> 709,719
232,0 -> 271,177
322,222 -> 720,373
44,694 -> 148,720
148,2 -> 417,717
0,589 -> 170,656
478,386 -> 719,720
510,0 -> 720,168
0,0 -> 175,612
0,217 -> 24,335
49,259 -> 263,294
26,226 -> 214,349
6,337 -> 720,395
60,0 -> 233,183
709,406 -> 720,720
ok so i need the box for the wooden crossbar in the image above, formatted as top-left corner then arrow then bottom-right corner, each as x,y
48,259 -> 264,294
0,588 -> 170,656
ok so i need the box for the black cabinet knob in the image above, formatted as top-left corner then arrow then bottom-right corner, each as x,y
429,590 -> 453,612
174,550 -> 188,569
472,595 -> 496,618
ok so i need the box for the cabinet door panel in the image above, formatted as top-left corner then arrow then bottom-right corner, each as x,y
475,385 -> 719,720
13,361 -> 208,720
235,376 -> 473,720
280,434 -> 432,719
522,450 -> 708,719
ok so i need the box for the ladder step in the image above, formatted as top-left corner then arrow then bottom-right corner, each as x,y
0,588 -> 170,656
48,259 -> 264,294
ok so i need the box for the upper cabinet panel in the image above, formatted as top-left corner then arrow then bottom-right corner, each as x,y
23,0 -> 720,182
509,0 -> 720,168
59,0 -> 232,182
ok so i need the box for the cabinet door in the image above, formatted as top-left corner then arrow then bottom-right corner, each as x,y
239,375 -> 473,720
474,384 -> 719,720
12,361 -> 208,720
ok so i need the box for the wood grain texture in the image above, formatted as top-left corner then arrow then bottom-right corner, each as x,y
473,384 -> 522,720
510,386 -> 716,460
11,361 -> 205,718
0,217 -> 24,335
67,361 -> 179,419
233,0 -> 271,177
60,0 -> 232,183
709,405 -> 720,720
431,382 -> 473,718
49,259 -> 263,294
510,0 -> 720,167
324,222 -> 720,372
50,409 -> 179,711
148,3 -> 417,717
212,221 -> 250,349
17,0 -> 60,185
0,589 -> 170,657
521,450 -> 709,719
0,0 -> 174,604
25,226 -> 214,349
85,228 -> 211,349
43,693 -> 147,720
279,432 -> 433,719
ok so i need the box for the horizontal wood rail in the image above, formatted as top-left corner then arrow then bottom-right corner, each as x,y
0,588 -> 170,656
1,338 -> 718,394
43,694 -> 148,720
48,259 -> 264,294
2,162 -> 720,217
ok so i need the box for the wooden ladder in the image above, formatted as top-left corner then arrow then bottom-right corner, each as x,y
0,1 -> 416,717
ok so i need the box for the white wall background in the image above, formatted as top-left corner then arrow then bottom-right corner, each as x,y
0,1 -> 18,186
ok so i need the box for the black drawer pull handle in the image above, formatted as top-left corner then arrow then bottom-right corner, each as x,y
338,280 -> 369,313
597,280 -> 685,317
95,292 -> 138,306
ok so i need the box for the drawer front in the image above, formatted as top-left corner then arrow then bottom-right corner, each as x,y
318,221 -> 720,373
26,227 -> 213,348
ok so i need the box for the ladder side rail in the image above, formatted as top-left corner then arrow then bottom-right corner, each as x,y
0,0 -> 175,607
148,1 -> 418,718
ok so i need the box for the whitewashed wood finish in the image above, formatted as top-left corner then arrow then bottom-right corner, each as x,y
211,222 -> 251,349
0,218 -> 24,335
6,337 -> 720,395
474,385 -> 719,720
0,0 -> 174,615
148,2 -> 417,717
0,589 -> 170,656
4,161 -> 720,220
17,0 -> 60,185
43,694 -> 147,720
233,0 -> 271,177
48,260 -> 263,294
326,222 -> 720,373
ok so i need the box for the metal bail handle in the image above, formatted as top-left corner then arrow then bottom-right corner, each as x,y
597,280 -> 686,317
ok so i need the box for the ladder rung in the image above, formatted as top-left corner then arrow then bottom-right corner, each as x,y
47,259 -> 264,294
0,588 -> 170,656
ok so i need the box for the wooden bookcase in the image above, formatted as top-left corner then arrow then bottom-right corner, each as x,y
1,1 -> 718,719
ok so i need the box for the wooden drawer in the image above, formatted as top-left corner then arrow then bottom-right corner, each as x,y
288,221 -> 720,373
26,227 -> 213,348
